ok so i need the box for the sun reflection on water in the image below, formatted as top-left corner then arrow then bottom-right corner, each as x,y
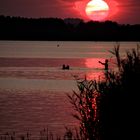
85,58 -> 105,69
84,58 -> 105,80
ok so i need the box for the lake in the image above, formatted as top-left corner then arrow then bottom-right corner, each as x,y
0,41 -> 139,138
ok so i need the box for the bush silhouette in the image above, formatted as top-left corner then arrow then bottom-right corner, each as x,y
68,44 -> 140,140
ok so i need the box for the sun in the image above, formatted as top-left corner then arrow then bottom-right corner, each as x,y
85,0 -> 110,21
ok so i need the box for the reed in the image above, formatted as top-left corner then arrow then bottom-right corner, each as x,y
68,44 -> 140,140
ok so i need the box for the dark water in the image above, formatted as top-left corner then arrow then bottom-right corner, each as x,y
0,41 -> 138,137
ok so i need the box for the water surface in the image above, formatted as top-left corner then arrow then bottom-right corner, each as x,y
0,41 -> 138,137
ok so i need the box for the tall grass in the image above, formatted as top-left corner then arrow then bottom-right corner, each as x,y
68,44 -> 140,140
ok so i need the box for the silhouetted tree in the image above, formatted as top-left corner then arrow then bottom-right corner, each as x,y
0,15 -> 140,41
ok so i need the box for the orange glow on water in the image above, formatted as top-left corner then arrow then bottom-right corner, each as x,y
84,58 -> 105,80
86,71 -> 104,80
85,58 -> 104,69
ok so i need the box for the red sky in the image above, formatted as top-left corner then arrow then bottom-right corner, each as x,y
0,0 -> 140,24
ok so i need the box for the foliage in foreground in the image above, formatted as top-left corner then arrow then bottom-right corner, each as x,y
68,44 -> 140,140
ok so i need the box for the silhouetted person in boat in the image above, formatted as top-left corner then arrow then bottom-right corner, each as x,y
62,64 -> 70,70
66,65 -> 70,70
62,64 -> 65,70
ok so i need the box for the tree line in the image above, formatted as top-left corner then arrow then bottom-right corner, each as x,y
0,15 -> 140,41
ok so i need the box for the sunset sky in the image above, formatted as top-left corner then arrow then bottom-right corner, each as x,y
0,0 -> 140,24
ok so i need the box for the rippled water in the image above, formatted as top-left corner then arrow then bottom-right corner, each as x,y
0,41 -> 138,137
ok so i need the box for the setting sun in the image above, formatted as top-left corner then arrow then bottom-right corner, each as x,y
85,0 -> 109,21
